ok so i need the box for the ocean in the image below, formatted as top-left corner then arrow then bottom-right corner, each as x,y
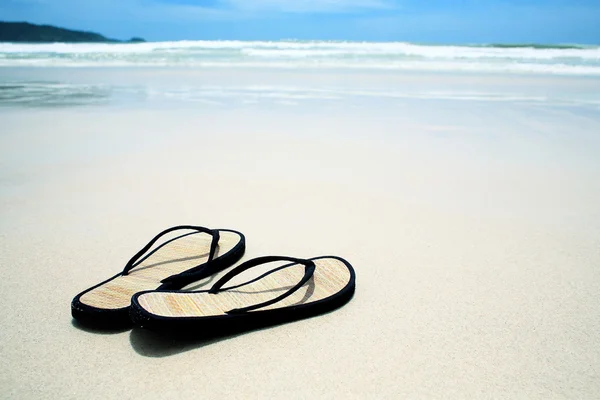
1,41 -> 599,108
1,41 -> 599,74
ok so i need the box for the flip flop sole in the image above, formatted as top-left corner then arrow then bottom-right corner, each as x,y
130,256 -> 355,334
72,228 -> 245,328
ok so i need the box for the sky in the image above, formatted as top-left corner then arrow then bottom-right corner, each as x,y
1,0 -> 600,43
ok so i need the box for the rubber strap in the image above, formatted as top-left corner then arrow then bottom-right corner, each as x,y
208,256 -> 316,314
122,225 -> 219,276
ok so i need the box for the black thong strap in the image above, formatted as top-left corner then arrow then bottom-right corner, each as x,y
208,256 -> 316,314
121,225 -> 220,276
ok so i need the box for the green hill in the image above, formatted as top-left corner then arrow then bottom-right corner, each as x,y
0,21 -> 145,43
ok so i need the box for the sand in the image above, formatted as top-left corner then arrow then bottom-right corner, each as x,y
1,73 -> 600,398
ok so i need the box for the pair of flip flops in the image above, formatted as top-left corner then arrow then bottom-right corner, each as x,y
72,226 -> 356,333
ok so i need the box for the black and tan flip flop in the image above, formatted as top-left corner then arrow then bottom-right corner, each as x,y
72,225 -> 245,328
130,255 -> 355,334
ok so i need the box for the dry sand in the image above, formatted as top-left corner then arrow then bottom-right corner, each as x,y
1,97 -> 600,398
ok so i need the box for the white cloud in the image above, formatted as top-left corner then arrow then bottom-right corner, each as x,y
2,0 -> 396,24
142,3 -> 237,21
222,0 -> 395,13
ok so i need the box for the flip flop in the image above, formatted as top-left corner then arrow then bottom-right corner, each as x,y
130,255 -> 355,334
72,225 -> 245,328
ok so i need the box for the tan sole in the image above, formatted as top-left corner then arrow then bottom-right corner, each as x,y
136,257 -> 352,318
79,230 -> 242,310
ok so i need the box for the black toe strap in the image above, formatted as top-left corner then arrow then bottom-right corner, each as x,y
208,256 -> 316,314
122,225 -> 220,276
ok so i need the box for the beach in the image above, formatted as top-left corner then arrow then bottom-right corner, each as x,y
2,43 -> 600,398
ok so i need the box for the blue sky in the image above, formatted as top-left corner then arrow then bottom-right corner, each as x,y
2,0 -> 599,43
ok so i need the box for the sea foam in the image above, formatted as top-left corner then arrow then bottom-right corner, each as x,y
0,40 -> 599,75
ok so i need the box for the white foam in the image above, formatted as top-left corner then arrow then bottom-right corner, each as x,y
1,40 -> 599,75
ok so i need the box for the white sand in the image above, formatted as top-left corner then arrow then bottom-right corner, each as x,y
1,77 -> 600,398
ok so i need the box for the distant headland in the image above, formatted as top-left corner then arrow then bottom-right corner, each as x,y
0,21 -> 145,43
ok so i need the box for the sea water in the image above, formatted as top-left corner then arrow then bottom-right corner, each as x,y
1,41 -> 599,108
